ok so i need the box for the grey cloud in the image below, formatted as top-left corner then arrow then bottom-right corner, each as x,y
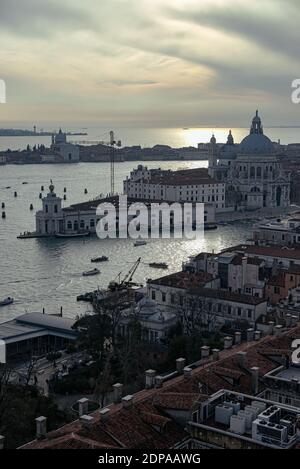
0,0 -> 94,37
166,1 -> 300,61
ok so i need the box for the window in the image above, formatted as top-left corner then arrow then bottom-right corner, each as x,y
45,204 -> 48,213
162,292 -> 166,302
151,291 -> 156,300
67,221 -> 72,230
247,310 -> 252,319
90,219 -> 95,228
54,205 -> 58,213
274,286 -> 280,294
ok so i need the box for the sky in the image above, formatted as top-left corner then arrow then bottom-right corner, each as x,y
1,0 -> 300,128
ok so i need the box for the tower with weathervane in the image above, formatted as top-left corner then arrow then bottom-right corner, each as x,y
36,181 -> 64,235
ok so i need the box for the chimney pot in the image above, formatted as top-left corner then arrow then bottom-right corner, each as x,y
235,331 -> 242,345
78,398 -> 89,417
247,328 -> 255,342
254,330 -> 262,341
99,407 -> 110,422
183,367 -> 192,379
201,346 -> 210,359
176,358 -> 186,374
224,336 -> 233,350
212,349 -> 220,361
80,415 -> 94,428
122,395 -> 134,409
112,383 -> 123,403
251,367 -> 260,395
145,370 -> 156,389
237,351 -> 247,368
155,376 -> 164,388
35,416 -> 47,439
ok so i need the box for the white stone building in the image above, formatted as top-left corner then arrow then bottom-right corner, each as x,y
210,111 -> 290,211
51,129 -> 79,163
123,166 -> 226,214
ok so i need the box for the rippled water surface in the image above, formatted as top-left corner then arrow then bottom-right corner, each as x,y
0,161 -> 252,322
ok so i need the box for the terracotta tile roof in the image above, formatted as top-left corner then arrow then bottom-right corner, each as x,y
188,287 -> 266,305
226,244 -> 300,262
153,393 -> 200,410
267,273 -> 286,288
20,324 -> 300,450
148,271 -> 214,289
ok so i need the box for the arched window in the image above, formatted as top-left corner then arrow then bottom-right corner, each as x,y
250,167 -> 255,178
67,221 -> 72,230
257,167 -> 262,178
80,220 -> 85,229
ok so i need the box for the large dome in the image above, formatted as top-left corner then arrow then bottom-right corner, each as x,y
239,111 -> 275,155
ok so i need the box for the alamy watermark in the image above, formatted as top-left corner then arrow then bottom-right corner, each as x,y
0,339 -> 6,364
291,339 -> 300,366
0,79 -> 6,104
95,195 -> 205,240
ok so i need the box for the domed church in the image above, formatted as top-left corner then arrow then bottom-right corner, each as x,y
208,111 -> 290,211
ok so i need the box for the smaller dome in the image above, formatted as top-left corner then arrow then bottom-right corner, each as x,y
210,134 -> 216,145
239,111 -> 275,155
49,179 -> 55,193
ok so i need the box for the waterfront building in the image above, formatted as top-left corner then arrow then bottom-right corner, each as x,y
51,128 -> 79,163
0,154 -> 6,165
147,271 -> 267,329
35,184 -> 216,236
210,111 -> 290,211
124,166 -> 226,213
253,215 -> 300,246
0,312 -> 77,364
19,324 -> 300,449
118,297 -> 179,344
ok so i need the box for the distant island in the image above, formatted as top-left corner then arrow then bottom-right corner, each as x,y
0,128 -> 87,137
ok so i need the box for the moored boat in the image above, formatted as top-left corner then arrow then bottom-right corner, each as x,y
82,268 -> 100,277
91,256 -> 109,263
55,231 -> 90,239
149,262 -> 168,269
0,297 -> 14,307
134,240 -> 147,247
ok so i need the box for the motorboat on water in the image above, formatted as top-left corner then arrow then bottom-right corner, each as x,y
91,256 -> 109,263
82,268 -> 100,277
134,240 -> 147,247
55,231 -> 90,239
149,262 -> 168,269
0,297 -> 14,307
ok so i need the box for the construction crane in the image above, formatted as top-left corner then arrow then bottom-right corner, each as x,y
109,258 -> 141,292
109,131 -> 122,196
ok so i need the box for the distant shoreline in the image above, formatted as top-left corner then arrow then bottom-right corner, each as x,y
0,129 -> 87,137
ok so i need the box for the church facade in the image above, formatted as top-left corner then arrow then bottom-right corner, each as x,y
208,111 -> 290,211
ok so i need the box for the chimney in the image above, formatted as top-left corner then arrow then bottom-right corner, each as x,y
212,349 -> 220,361
155,376 -> 164,388
145,370 -> 156,389
0,436 -> 5,450
247,328 -> 254,342
183,367 -> 192,380
112,383 -> 123,403
251,367 -> 260,395
122,395 -> 134,409
274,325 -> 283,336
176,358 -> 186,374
237,351 -> 247,368
80,415 -> 94,428
291,315 -> 298,326
99,407 -> 110,422
234,331 -> 242,345
254,330 -> 262,341
201,346 -> 210,359
268,321 -> 275,334
224,336 -> 233,350
35,416 -> 47,440
78,398 -> 89,417
285,314 -> 292,328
